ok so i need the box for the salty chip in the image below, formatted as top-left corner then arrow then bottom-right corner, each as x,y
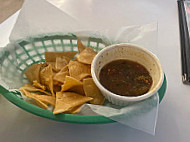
77,39 -> 86,53
61,76 -> 84,95
60,65 -> 69,73
53,71 -> 69,84
40,64 -> 55,97
46,62 -> 59,72
35,95 -> 55,107
20,89 -> 49,109
61,76 -> 82,91
55,56 -> 69,71
83,78 -> 105,105
33,80 -> 46,90
45,52 -> 77,62
65,105 -> 82,114
35,100 -> 49,109
25,63 -> 42,83
68,85 -> 85,96
53,92 -> 93,114
76,47 -> 97,64
68,60 -> 91,81
20,83 -> 51,96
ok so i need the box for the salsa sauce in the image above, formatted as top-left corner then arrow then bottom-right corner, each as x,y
99,59 -> 153,97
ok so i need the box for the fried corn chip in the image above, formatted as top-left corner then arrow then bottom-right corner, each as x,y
21,89 -> 49,109
83,78 -> 105,105
61,76 -> 85,95
20,83 -> 51,96
52,70 -> 61,86
61,76 -> 82,91
76,47 -> 97,64
46,62 -> 59,72
20,88 -> 33,97
60,65 -> 69,73
33,80 -> 46,90
25,63 -> 42,83
65,105 -> 82,114
40,64 -> 55,97
68,61 -> 91,81
81,76 -> 93,82
35,100 -> 49,109
53,92 -> 93,114
68,85 -> 85,95
70,105 -> 81,114
53,72 -> 69,84
55,56 -> 69,70
77,40 -> 86,53
45,52 -> 77,62
21,89 -> 55,107
35,95 -> 55,106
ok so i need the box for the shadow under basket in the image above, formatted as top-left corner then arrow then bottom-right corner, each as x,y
0,35 -> 167,124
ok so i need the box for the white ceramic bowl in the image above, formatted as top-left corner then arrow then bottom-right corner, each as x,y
91,43 -> 164,106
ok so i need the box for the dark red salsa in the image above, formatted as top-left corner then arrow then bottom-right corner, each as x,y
99,59 -> 153,97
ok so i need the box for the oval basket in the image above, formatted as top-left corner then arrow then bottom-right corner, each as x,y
0,35 -> 167,124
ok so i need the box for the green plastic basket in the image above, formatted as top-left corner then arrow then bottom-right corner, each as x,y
0,35 -> 167,124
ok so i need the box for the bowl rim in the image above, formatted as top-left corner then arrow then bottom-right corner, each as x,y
91,43 -> 164,102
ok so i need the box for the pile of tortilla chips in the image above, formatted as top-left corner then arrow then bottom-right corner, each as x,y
19,40 -> 105,114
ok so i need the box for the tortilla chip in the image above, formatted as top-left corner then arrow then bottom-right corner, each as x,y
76,47 -> 97,64
35,100 -> 49,109
35,95 -> 55,106
53,92 -> 93,114
55,56 -> 69,71
68,85 -> 85,95
25,63 -> 42,83
60,75 -> 85,95
65,105 -> 82,114
40,64 -> 55,97
60,65 -> 69,73
45,52 -> 77,62
46,62 -> 59,72
68,61 -> 91,81
20,88 -> 33,97
77,40 -> 86,53
53,72 -> 69,84
61,76 -> 82,92
20,89 -> 48,109
20,83 -> 51,96
80,75 -> 92,82
33,80 -> 46,90
83,78 -> 105,105
52,70 -> 63,86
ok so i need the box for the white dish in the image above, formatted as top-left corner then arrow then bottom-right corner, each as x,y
91,43 -> 164,106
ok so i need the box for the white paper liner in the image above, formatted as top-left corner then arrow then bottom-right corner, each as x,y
79,93 -> 159,135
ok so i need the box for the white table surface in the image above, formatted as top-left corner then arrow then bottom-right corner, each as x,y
0,0 -> 189,142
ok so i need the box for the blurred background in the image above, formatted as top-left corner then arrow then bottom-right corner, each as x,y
0,0 -> 24,23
